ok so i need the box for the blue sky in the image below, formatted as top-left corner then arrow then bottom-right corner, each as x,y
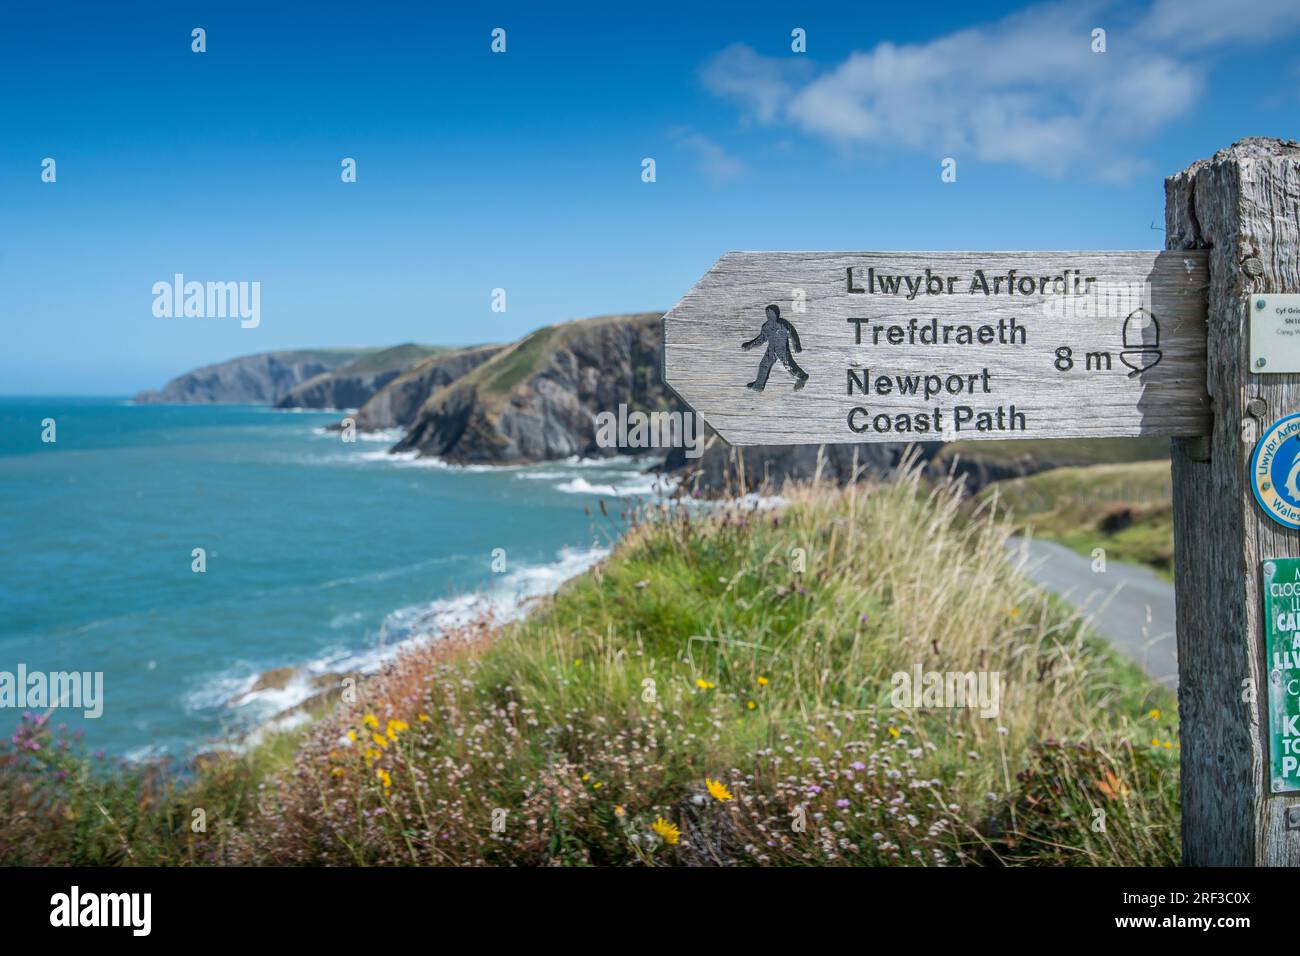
2,0 -> 1297,394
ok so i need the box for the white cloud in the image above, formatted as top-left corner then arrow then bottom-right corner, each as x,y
701,0 -> 1298,180
700,44 -> 811,123
1140,0 -> 1300,49
671,129 -> 747,182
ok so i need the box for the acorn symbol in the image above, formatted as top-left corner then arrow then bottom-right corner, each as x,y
1120,308 -> 1162,378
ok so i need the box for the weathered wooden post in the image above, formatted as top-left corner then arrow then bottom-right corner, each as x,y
1166,137 -> 1300,866
662,136 -> 1300,866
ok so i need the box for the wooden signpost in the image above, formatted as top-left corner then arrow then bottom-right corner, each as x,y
666,251 -> 1210,444
663,137 -> 1300,866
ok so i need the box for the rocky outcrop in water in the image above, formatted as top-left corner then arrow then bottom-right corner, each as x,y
352,345 -> 506,431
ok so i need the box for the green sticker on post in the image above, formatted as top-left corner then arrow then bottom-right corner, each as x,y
1264,558 -> 1300,793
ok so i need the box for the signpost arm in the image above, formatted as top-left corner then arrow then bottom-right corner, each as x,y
1166,137 -> 1300,865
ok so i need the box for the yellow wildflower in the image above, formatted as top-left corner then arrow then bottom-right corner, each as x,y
746,700 -> 756,710
386,718 -> 409,741
331,766 -> 345,778
1148,708 -> 1161,720
706,778 -> 733,802
363,714 -> 379,730
582,773 -> 590,781
372,733 -> 388,750
614,805 -> 626,818
888,727 -> 900,738
695,679 -> 715,690
418,713 -> 430,722
756,676 -> 769,686
376,768 -> 392,789
1151,738 -> 1160,747
594,782 -> 603,790
651,817 -> 680,845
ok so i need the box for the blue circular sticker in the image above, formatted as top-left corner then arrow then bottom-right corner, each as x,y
1252,412 -> 1300,529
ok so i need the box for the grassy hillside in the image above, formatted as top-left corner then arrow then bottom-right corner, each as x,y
284,344 -> 450,394
461,313 -> 660,405
0,466 -> 1178,866
480,326 -> 558,395
332,343 -> 449,376
287,347 -> 381,361
934,437 -> 1170,470
980,460 -> 1175,578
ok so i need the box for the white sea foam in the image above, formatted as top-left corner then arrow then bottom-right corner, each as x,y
555,474 -> 676,496
346,449 -> 523,472
190,544 -> 610,728
561,454 -> 656,468
228,672 -> 324,714
273,406 -> 356,414
122,743 -> 168,763
241,710 -> 313,748
733,492 -> 786,511
310,426 -> 405,443
183,667 -> 261,713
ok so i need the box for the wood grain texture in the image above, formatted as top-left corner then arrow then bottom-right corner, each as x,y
664,251 -> 1209,444
1167,137 -> 1300,866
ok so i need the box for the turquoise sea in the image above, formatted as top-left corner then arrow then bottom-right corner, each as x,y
0,397 -> 666,758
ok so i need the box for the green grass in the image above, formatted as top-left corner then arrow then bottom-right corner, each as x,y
276,348 -> 379,365
480,326 -> 558,395
935,437 -> 1170,469
474,313 -> 660,400
980,460 -> 1175,579
333,344 -> 448,375
0,466 -> 1179,866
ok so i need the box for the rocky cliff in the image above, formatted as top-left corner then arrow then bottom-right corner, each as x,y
134,349 -> 374,404
352,345 -> 506,431
275,344 -> 448,411
134,317 -> 1162,494
394,313 -> 680,463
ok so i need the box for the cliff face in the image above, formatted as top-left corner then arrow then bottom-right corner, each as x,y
134,349 -> 372,404
352,345 -> 505,431
275,344 -> 448,411
395,313 -> 679,463
276,370 -> 405,411
130,317 -> 1153,494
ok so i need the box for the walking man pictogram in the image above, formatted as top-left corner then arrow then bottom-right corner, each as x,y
742,304 -> 808,391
